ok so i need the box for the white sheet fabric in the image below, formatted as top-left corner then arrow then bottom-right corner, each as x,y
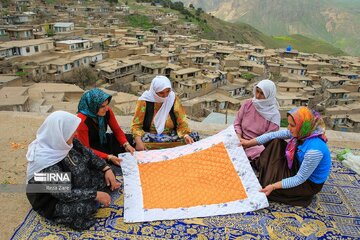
119,125 -> 269,223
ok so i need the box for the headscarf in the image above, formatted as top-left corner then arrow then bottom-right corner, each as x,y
285,106 -> 327,169
138,76 -> 176,134
77,88 -> 112,145
26,111 -> 81,182
252,79 -> 281,126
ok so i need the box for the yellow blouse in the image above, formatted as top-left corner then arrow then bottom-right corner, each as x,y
131,96 -> 191,138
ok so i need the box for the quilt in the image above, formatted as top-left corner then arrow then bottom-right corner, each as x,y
119,125 -> 269,223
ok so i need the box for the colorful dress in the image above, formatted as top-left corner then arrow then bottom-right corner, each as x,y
27,139 -> 109,230
131,96 -> 199,149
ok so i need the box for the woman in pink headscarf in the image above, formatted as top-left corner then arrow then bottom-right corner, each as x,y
234,79 -> 281,161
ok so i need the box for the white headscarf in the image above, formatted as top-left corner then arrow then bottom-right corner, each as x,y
252,79 -> 281,126
26,111 -> 81,182
139,76 -> 176,134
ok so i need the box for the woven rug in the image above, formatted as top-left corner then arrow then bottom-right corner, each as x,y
11,147 -> 360,239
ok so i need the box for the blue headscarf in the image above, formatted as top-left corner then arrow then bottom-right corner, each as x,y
78,88 -> 112,145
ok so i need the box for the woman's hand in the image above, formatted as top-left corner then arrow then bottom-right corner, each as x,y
124,144 -> 135,155
240,138 -> 257,149
107,154 -> 122,166
184,134 -> 194,144
104,167 -> 121,191
95,191 -> 111,207
135,136 -> 147,151
260,182 -> 279,196
260,185 -> 274,196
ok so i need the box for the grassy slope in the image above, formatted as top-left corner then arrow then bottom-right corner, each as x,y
272,34 -> 345,56
123,1 -> 345,56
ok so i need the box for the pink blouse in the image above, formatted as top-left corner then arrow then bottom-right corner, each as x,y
234,99 -> 279,160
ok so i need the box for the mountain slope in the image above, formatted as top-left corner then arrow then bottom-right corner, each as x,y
180,0 -> 360,56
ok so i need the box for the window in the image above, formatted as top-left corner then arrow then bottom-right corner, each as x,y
26,47 -> 30,53
64,64 -> 68,70
34,46 -> 39,52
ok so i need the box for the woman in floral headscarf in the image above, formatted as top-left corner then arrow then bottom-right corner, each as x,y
241,106 -> 331,207
77,89 -> 135,166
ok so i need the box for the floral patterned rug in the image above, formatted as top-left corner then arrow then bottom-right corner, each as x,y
11,147 -> 360,239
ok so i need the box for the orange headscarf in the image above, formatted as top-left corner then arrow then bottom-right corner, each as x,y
285,107 -> 327,168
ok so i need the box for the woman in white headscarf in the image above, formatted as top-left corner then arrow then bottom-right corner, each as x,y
234,79 -> 281,161
131,76 -> 199,150
26,111 -> 120,230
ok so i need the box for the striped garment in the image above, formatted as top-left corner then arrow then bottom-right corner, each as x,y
256,130 -> 325,189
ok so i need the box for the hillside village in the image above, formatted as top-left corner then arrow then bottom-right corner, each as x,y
1,0 -> 360,132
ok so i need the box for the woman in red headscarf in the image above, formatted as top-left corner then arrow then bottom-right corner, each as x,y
241,106 -> 331,207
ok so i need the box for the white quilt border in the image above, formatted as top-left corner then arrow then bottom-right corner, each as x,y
119,125 -> 269,223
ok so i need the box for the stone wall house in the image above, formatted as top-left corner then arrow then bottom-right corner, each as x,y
324,89 -> 352,107
0,86 -> 29,111
98,59 -> 141,85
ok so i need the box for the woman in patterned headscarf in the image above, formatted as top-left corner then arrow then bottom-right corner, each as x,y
241,106 -> 331,207
77,88 -> 135,166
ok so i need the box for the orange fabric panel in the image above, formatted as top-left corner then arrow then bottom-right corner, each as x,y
139,142 -> 247,209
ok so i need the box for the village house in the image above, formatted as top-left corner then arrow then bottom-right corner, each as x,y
0,39 -> 54,58
98,58 -> 141,85
55,39 -> 92,51
266,62 -> 281,75
221,56 -> 240,71
238,60 -> 264,76
111,92 -> 138,115
218,82 -> 247,98
282,73 -> 313,87
214,47 -> 234,60
6,27 -> 34,40
320,76 -> 352,91
300,61 -> 333,71
182,92 -> 241,118
280,60 -> 307,76
27,83 -> 84,113
324,88 -> 352,107
327,114 -> 360,132
53,22 -> 75,33
174,78 -> 210,99
0,75 -> 22,88
202,58 -> 220,72
141,60 -> 168,76
0,86 -> 30,111
276,48 -> 299,58
334,71 -> 358,80
3,12 -> 36,25
276,92 -> 309,118
251,46 -> 265,54
248,52 -> 265,65
277,82 -> 305,93
170,67 -> 201,82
